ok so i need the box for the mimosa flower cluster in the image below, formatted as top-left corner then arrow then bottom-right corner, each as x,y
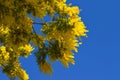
0,0 -> 88,79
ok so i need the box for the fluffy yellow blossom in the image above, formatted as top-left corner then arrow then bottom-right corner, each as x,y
24,44 -> 34,53
63,0 -> 66,2
73,22 -> 88,36
68,15 -> 81,25
4,52 -> 10,60
19,44 -> 34,57
22,70 -> 29,80
0,46 -> 10,61
0,46 -> 6,53
60,52 -> 75,67
64,53 -> 74,60
66,6 -> 80,16
56,1 -> 66,11
39,62 -> 53,75
18,69 -> 29,80
0,25 -> 9,35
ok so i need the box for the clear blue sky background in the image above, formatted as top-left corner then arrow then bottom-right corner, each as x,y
0,0 -> 120,80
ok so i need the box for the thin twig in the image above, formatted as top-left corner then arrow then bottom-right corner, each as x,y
32,25 -> 37,34
33,22 -> 43,25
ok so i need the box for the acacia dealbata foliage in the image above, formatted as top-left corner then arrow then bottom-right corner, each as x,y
0,0 -> 88,80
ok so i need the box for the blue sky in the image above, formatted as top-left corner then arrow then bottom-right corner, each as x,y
0,0 -> 120,80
